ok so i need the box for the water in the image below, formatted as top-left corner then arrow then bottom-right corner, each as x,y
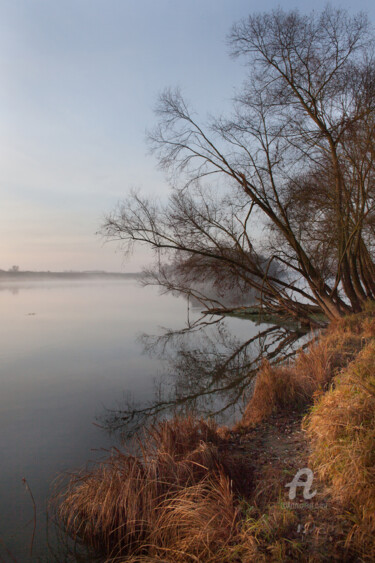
0,278 -> 302,561
0,279 -> 186,560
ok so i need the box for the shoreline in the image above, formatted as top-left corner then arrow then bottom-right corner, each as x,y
56,305 -> 375,561
0,270 -> 140,281
203,305 -> 328,330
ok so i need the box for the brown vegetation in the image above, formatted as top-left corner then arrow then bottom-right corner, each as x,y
306,340 -> 375,560
58,307 -> 375,561
58,417 -> 252,562
238,306 -> 374,427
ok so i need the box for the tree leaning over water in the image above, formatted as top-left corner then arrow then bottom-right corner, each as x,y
103,7 -> 375,322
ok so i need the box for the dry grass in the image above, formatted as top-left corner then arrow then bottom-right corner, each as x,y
239,307 -> 375,428
238,339 -> 333,427
57,306 -> 375,562
234,306 -> 375,560
305,340 -> 375,560
239,361 -> 311,426
58,416 -> 252,562
216,494 -> 305,563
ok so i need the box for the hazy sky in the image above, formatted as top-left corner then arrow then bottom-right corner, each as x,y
1,0 -> 374,272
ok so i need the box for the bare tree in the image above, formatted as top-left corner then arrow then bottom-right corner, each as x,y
103,7 -> 375,322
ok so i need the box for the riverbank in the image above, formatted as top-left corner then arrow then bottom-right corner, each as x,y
58,304 -> 375,561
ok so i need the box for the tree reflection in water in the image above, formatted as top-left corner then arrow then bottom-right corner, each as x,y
101,314 -> 309,438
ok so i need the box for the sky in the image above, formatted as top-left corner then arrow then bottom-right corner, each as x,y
1,0 -> 375,272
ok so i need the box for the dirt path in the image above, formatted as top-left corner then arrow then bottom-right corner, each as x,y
222,413 -> 355,561
236,412 -> 308,468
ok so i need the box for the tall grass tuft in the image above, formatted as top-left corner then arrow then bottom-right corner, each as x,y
58,416 -> 251,561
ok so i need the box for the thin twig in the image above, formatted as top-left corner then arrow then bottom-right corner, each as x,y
22,478 -> 36,558
0,538 -> 18,563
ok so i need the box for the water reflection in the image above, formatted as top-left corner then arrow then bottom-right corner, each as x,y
0,279 -> 309,561
48,319 -> 307,561
101,314 -> 308,437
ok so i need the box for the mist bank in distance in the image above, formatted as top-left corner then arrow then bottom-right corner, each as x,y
0,269 -> 141,281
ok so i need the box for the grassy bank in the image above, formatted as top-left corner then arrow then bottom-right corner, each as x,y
57,305 -> 375,561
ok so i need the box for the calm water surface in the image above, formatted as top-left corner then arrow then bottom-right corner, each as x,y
0,279 -> 187,560
0,279 -> 293,561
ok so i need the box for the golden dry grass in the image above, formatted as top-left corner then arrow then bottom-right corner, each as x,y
239,361 -> 310,426
305,340 -> 375,560
239,307 -> 375,428
58,416 -> 251,562
234,307 -> 375,560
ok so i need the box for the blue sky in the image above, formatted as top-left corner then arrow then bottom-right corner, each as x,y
1,0 -> 374,272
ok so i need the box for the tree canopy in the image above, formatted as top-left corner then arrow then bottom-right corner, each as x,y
103,7 -> 375,323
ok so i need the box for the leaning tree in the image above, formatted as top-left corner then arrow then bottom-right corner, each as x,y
103,7 -> 375,322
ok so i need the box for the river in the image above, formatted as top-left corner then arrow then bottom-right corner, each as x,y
0,278 -> 301,561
